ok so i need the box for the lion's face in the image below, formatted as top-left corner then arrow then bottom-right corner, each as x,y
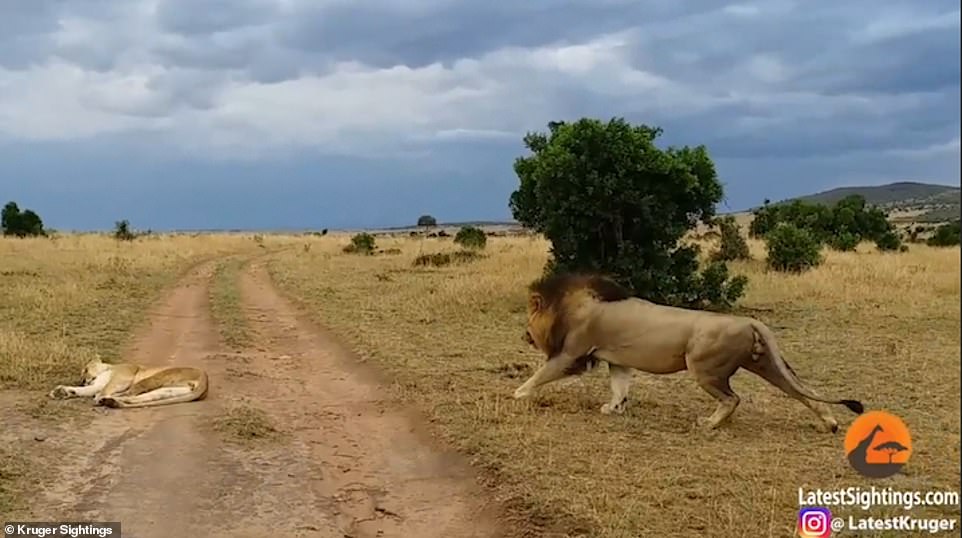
523,292 -> 553,353
81,358 -> 107,385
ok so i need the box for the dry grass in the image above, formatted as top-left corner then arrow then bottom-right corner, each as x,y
0,232 -> 284,516
266,232 -> 961,537
0,233 -> 273,389
213,401 -> 283,444
210,256 -> 252,351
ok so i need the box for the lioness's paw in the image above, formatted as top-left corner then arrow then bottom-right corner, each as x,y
513,387 -> 531,400
49,386 -> 72,399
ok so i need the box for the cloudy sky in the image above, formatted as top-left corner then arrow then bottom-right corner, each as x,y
1,0 -> 959,231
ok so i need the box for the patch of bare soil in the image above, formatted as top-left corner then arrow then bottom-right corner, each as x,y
233,260 -> 505,537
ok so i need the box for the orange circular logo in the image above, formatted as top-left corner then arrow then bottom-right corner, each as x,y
844,410 -> 912,479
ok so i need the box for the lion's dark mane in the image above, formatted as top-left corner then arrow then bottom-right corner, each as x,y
528,273 -> 633,359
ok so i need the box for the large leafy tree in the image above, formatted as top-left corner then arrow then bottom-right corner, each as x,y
509,118 -> 747,310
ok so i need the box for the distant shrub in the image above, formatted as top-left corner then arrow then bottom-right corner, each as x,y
709,216 -> 750,262
412,250 -> 483,267
926,220 -> 961,247
765,223 -> 822,273
113,220 -> 136,241
453,226 -> 487,250
874,230 -> 903,252
827,231 -> 859,252
343,232 -> 376,254
750,195 -> 894,245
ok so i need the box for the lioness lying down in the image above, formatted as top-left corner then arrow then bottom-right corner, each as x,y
49,356 -> 208,408
514,273 -> 865,433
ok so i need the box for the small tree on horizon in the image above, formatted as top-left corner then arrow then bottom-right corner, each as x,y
113,219 -> 136,241
2,201 -> 46,237
416,214 -> 437,228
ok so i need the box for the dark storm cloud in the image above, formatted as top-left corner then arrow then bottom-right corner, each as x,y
0,0 -> 958,229
275,0 -> 709,69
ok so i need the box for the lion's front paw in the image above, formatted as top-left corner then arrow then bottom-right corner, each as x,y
513,386 -> 532,400
49,386 -> 72,400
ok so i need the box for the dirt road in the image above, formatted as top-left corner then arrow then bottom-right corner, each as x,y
22,258 -> 505,537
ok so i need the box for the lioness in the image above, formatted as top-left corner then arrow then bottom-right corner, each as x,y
49,356 -> 209,408
514,273 -> 864,433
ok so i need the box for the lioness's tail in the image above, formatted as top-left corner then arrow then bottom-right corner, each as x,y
750,321 -> 864,414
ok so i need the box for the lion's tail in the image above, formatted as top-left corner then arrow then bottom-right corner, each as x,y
750,320 -> 864,415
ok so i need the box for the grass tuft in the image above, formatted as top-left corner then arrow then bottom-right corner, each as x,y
214,402 -> 282,444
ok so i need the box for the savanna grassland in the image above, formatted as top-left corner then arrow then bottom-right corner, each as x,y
265,231 -> 961,537
0,233 -> 283,515
1,228 -> 959,537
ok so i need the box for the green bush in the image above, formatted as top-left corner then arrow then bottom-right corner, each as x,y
1,201 -> 45,238
710,216 -> 750,262
508,117 -> 747,310
827,231 -> 859,252
765,223 -> 823,273
454,226 -> 487,250
927,220 -> 961,247
683,261 -> 749,312
874,230 -> 903,252
343,232 -> 376,254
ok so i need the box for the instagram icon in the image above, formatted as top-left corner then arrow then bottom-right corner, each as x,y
798,506 -> 833,537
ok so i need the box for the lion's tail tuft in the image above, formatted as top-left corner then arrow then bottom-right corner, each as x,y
840,399 -> 864,414
750,320 -> 864,415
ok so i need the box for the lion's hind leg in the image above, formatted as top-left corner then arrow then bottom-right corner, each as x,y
99,385 -> 196,408
742,359 -> 839,433
685,353 -> 741,430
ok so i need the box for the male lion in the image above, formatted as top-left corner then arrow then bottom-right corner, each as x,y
48,356 -> 209,408
514,273 -> 864,433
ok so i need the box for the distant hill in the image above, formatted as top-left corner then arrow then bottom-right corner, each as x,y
768,181 -> 960,223
791,181 -> 959,206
